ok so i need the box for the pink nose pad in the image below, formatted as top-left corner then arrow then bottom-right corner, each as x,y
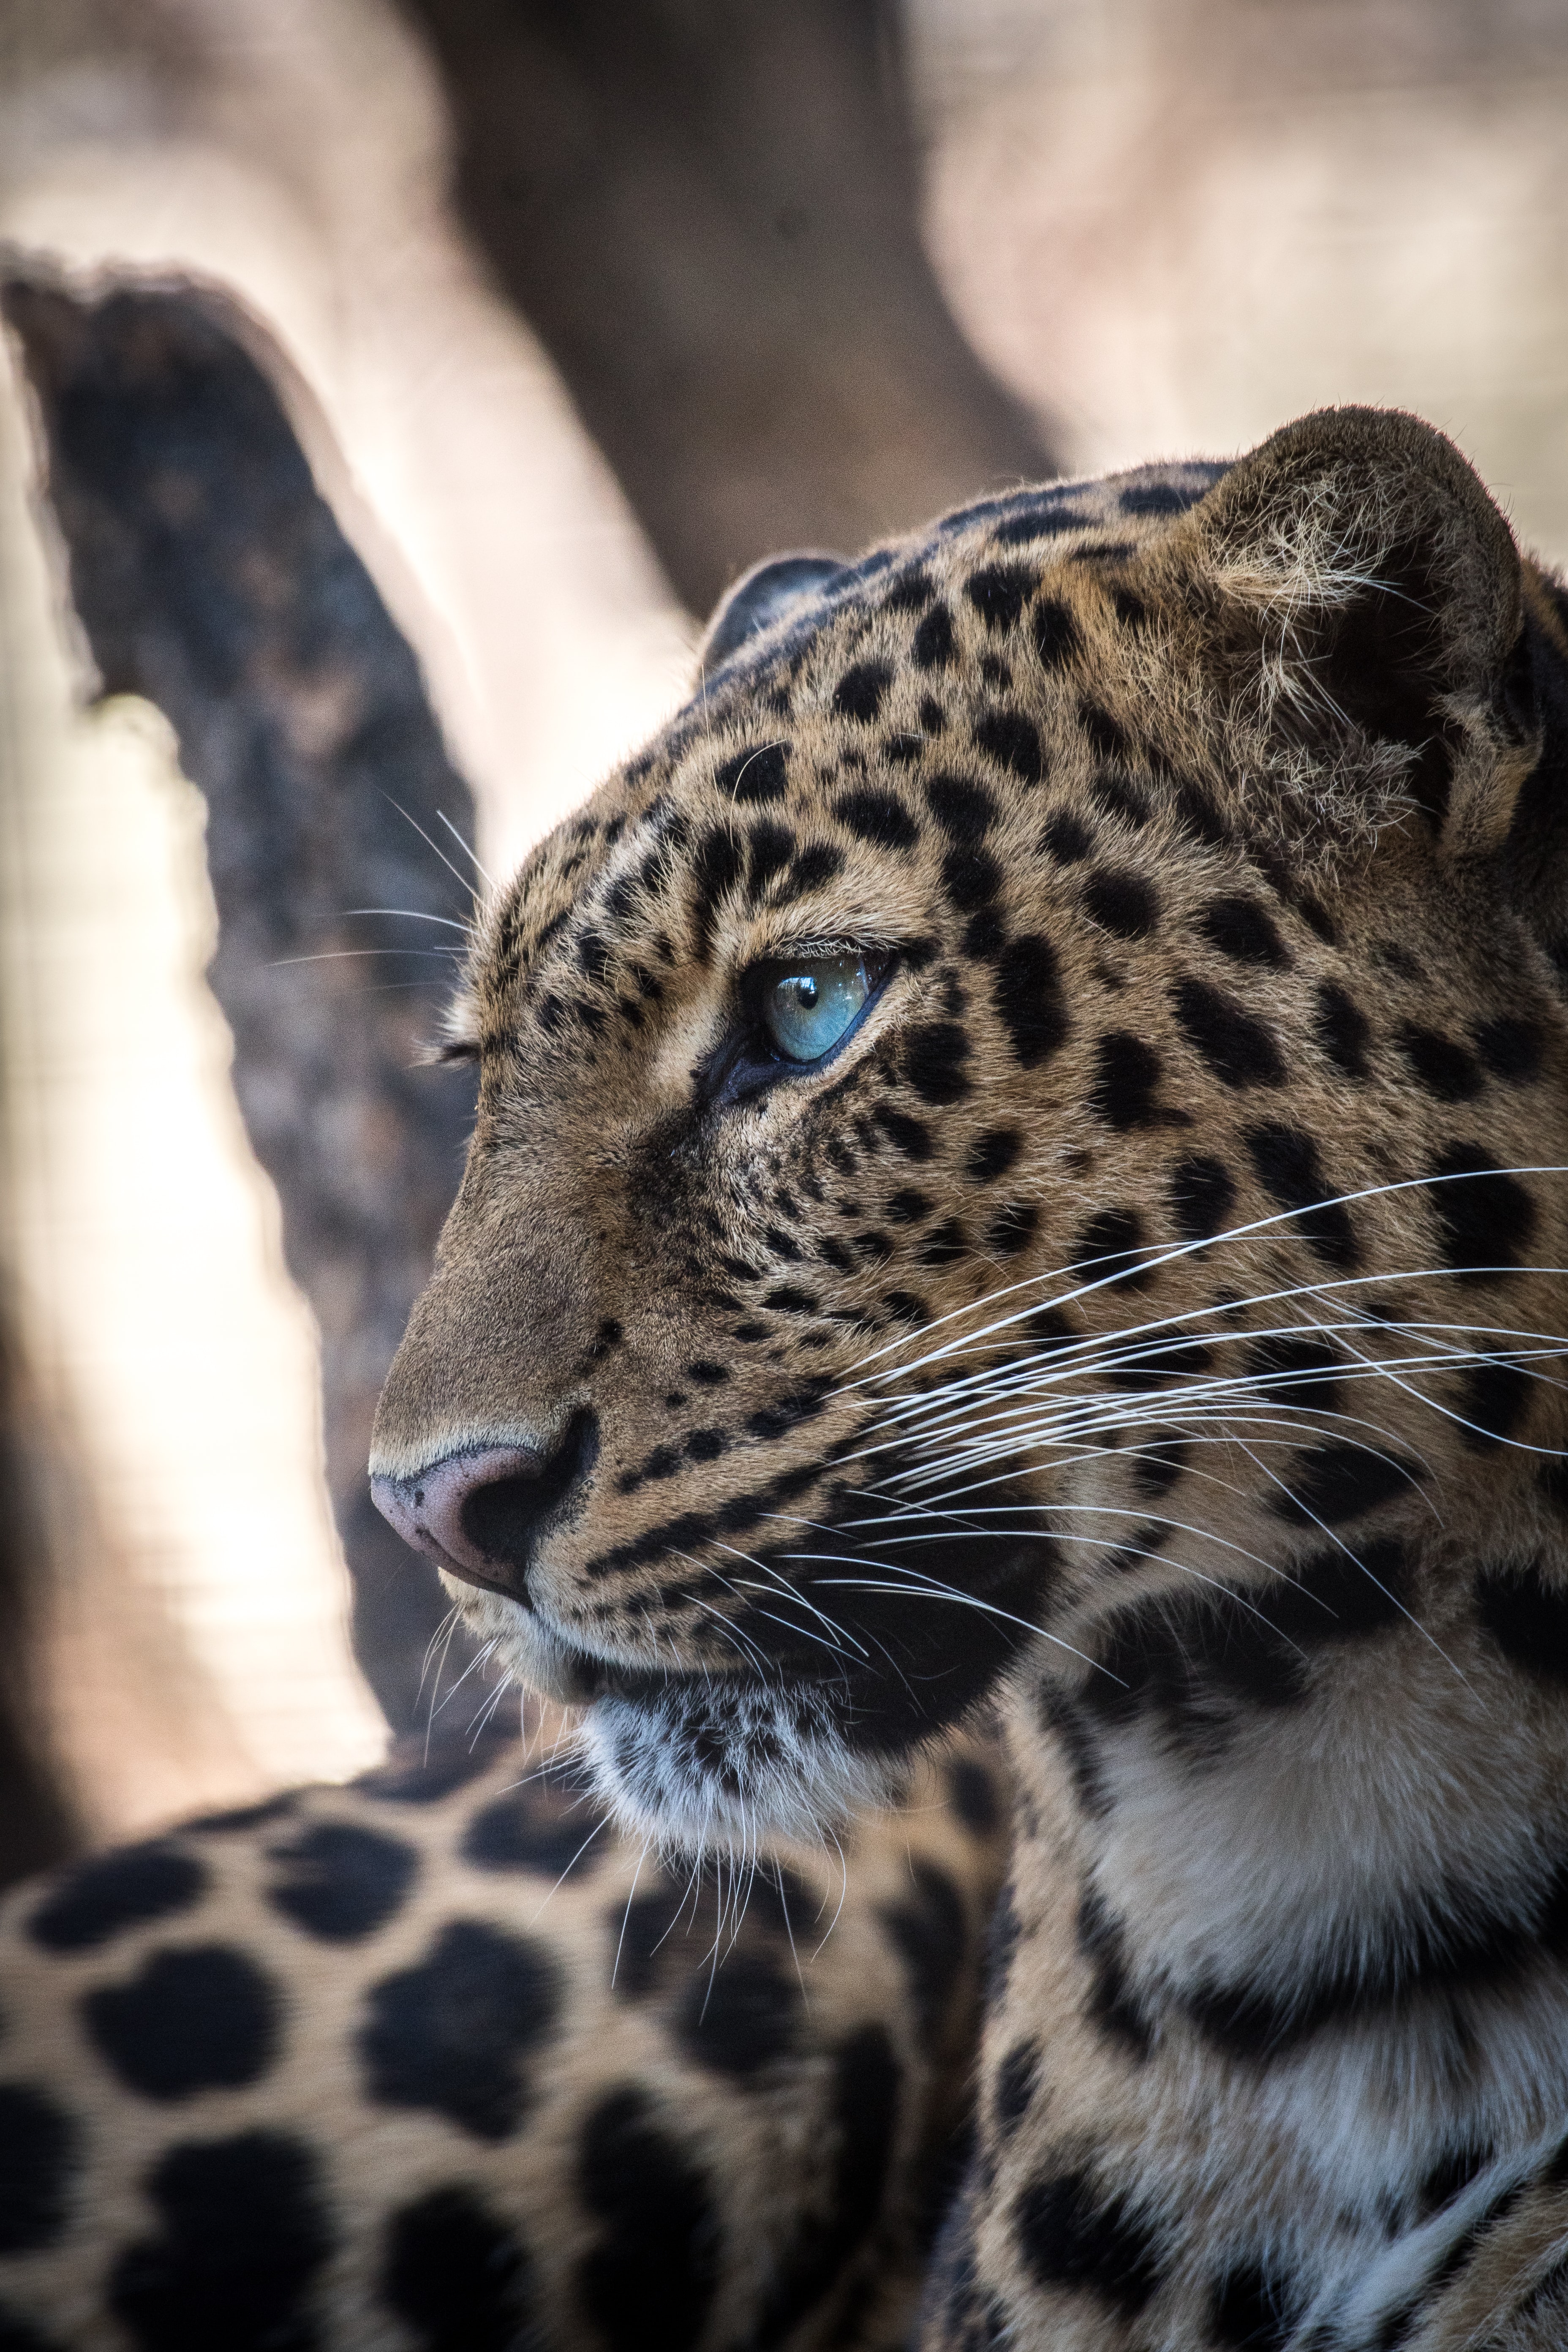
371,1446 -> 547,1595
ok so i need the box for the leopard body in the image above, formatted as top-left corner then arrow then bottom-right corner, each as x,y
8,406 -> 1568,2349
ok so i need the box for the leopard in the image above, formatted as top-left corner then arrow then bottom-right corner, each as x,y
0,1706 -> 1006,2350
365,403 -> 1568,2349
5,401 -> 1568,2352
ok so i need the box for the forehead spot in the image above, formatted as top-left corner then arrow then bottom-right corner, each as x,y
833,662 -> 893,723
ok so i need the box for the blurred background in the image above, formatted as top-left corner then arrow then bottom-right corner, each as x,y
1,0 -> 1565,1879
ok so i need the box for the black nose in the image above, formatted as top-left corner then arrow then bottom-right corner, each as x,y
370,1410 -> 599,1599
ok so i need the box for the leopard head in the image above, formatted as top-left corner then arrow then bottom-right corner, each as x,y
371,406 -> 1568,1850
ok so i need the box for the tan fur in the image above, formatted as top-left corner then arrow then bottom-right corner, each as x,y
8,407 -> 1568,2348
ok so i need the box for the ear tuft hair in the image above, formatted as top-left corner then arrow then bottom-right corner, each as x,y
697,553 -> 848,672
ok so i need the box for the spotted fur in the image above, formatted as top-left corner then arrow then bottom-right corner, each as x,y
9,405 -> 1568,2348
0,1714 -> 1003,2348
368,408 -> 1568,2349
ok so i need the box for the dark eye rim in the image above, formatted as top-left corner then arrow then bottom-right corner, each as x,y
698,946 -> 897,1108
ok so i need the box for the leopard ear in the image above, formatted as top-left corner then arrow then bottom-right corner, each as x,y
1163,406 -> 1535,856
697,552 -> 849,672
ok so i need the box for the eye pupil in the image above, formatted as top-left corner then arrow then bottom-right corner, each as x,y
759,951 -> 884,1064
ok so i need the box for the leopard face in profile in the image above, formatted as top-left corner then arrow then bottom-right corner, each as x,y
368,407 -> 1568,2347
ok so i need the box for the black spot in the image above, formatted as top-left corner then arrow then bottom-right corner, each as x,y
885,1187 -> 932,1224
1084,1541 -> 1410,1749
904,1021 -> 972,1105
943,845 -> 1004,913
606,1883 -> 691,1999
1081,703 -> 1131,762
987,1202 -> 1040,1258
927,772 -> 998,843
966,564 -> 1037,632
27,1844 -> 207,1954
678,1946 -> 799,2077
833,788 -> 918,850
1084,868 -> 1158,939
108,2131 -> 331,2352
1092,771 -> 1150,829
912,605 -> 955,669
760,1283 -> 818,1316
1474,1016 -> 1544,1083
1133,1447 -> 1188,1498
1042,809 -> 1093,863
1400,1024 -> 1484,1102
381,2186 -> 535,2352
1033,598 -> 1080,670
1166,1157 -> 1241,1251
576,2088 -> 720,2352
1244,1124 -> 1358,1269
1013,2166 -> 1164,2316
1475,1559 -> 1568,1682
1076,1885 -> 1151,2058
1074,1208 -> 1153,1288
974,709 -> 1045,783
1457,1353 -> 1532,1451
1173,977 -> 1286,1087
84,1946 -> 279,2100
777,841 -> 844,899
885,566 -> 935,612
1245,1335 -> 1342,1413
0,2086 -> 76,2255
358,1920 -> 561,2141
750,2026 -> 901,2349
1199,896 -> 1288,966
994,2040 -> 1040,2138
264,1823 -> 417,1944
1210,2261 -> 1296,2349
1121,481 -> 1192,516
919,1219 -> 967,1267
715,742 -> 789,805
1270,1443 -> 1415,1526
947,1754 -> 1001,1833
919,694 -> 946,733
1091,1032 -> 1183,1131
688,825 -> 745,958
747,819 -> 795,892
879,1860 -> 967,2049
968,1127 -> 1023,1183
463,1786 -> 607,1881
1315,980 -> 1371,1078
833,662 -> 893,723
994,935 -> 1068,1067
874,1105 -> 934,1159
1429,1146 -> 1538,1278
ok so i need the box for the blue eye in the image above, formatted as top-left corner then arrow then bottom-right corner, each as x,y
759,951 -> 885,1063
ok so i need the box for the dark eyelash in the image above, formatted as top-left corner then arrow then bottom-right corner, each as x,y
431,1039 -> 481,1065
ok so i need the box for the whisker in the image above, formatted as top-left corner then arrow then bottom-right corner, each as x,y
436,808 -> 496,890
383,793 -> 485,906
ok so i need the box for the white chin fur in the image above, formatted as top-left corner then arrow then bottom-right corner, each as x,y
579,1683 -> 901,1857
